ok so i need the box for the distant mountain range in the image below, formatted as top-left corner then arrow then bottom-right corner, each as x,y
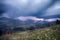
0,17 -> 60,26
0,17 -> 60,31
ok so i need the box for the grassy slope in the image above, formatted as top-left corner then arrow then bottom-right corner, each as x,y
1,25 -> 60,40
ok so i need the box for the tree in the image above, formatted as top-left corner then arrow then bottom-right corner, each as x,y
56,20 -> 60,24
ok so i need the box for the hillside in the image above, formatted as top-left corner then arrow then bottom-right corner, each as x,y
1,25 -> 60,40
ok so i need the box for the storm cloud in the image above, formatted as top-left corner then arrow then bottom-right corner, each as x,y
0,0 -> 6,16
0,0 -> 60,18
42,1 -> 60,17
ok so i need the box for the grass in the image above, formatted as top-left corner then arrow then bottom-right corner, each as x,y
1,25 -> 60,40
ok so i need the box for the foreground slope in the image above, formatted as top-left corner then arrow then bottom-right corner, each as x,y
1,25 -> 60,40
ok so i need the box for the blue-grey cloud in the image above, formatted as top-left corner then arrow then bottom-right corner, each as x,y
0,0 -> 6,16
0,0 -> 60,18
42,1 -> 60,17
4,0 -> 52,18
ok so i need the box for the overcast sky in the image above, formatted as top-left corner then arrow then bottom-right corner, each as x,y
0,0 -> 60,18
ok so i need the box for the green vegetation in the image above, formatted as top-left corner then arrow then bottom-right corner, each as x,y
1,25 -> 60,40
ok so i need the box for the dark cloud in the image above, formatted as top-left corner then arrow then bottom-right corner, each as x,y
0,0 -> 6,16
4,0 -> 52,18
33,0 -> 60,18
0,0 -> 60,18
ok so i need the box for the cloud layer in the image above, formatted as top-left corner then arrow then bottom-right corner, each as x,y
16,16 -> 44,21
42,1 -> 60,17
15,16 -> 60,22
3,0 -> 52,18
0,0 -> 6,16
0,0 -> 60,18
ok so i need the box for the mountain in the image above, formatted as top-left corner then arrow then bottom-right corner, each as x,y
0,17 -> 59,27
0,17 -> 22,31
0,17 -> 60,32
